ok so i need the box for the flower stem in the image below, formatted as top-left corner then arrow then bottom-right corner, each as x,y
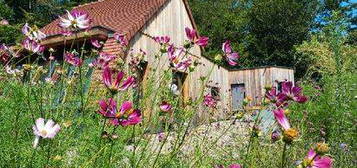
281,143 -> 287,168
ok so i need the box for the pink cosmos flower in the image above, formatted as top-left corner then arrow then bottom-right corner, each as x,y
32,118 -> 61,148
265,87 -> 288,107
59,10 -> 90,30
98,98 -> 117,118
0,44 -> 10,64
154,36 -> 170,45
22,23 -> 47,42
90,52 -> 116,68
280,81 -> 308,103
273,108 -> 290,130
91,39 -> 102,48
303,149 -> 333,168
160,101 -> 172,112
22,38 -> 45,54
185,27 -> 209,47
111,101 -> 142,126
229,164 -> 242,168
102,66 -> 135,93
65,52 -> 83,66
174,57 -> 192,71
0,19 -> 9,25
114,33 -> 128,46
203,94 -> 217,108
222,41 -> 239,66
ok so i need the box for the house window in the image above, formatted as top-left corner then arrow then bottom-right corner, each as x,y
231,83 -> 246,110
210,87 -> 220,100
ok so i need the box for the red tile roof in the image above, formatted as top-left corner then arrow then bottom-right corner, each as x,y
41,0 -> 169,41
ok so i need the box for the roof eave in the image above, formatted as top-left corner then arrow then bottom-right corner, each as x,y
41,26 -> 113,47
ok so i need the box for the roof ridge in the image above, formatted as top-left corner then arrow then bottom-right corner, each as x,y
74,0 -> 107,9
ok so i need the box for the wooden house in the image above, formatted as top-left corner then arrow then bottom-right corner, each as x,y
40,0 -> 294,120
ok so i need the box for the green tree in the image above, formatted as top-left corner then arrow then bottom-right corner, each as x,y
244,0 -> 318,67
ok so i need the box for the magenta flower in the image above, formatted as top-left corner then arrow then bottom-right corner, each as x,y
0,44 -> 10,64
185,27 -> 209,47
98,98 -> 117,118
303,149 -> 333,168
195,36 -> 209,47
90,52 -> 116,68
265,87 -> 287,107
32,118 -> 61,148
222,41 -> 239,66
59,10 -> 90,30
102,66 -> 135,93
154,36 -> 170,45
91,39 -> 102,48
65,52 -> 83,66
160,101 -> 172,112
174,57 -> 192,71
22,39 -> 45,54
111,101 -> 142,126
114,33 -> 128,46
280,81 -> 308,103
229,164 -> 242,168
203,94 -> 217,108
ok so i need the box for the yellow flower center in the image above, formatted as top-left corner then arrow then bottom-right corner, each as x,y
40,129 -> 48,136
283,128 -> 299,143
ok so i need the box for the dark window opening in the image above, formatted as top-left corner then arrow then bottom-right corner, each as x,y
172,71 -> 187,95
210,87 -> 220,100
277,82 -> 283,93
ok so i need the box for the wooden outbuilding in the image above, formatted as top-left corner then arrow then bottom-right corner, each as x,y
40,0 -> 294,120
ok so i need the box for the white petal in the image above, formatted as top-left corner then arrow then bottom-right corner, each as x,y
35,118 -> 45,130
44,119 -> 55,131
47,124 -> 60,138
66,10 -> 74,21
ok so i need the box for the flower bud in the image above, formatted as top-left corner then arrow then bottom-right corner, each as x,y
264,85 -> 272,91
49,48 -> 55,53
271,130 -> 281,143
315,142 -> 329,155
214,54 -> 223,62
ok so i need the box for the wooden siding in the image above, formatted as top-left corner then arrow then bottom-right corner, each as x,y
228,67 -> 294,106
129,0 -> 231,120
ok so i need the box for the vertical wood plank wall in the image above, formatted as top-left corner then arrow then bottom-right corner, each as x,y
228,67 -> 294,106
128,0 -> 295,120
129,0 -> 231,120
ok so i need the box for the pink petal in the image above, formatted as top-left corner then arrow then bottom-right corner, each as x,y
313,156 -> 332,168
273,108 -> 290,130
102,67 -> 112,88
120,101 -> 133,113
114,71 -> 124,88
282,81 -> 293,94
229,164 -> 242,168
119,76 -> 135,91
307,149 -> 317,160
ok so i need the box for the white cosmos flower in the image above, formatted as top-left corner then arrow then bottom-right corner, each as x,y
32,118 -> 61,148
59,10 -> 90,30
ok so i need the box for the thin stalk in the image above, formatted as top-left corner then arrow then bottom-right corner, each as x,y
281,143 -> 287,168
